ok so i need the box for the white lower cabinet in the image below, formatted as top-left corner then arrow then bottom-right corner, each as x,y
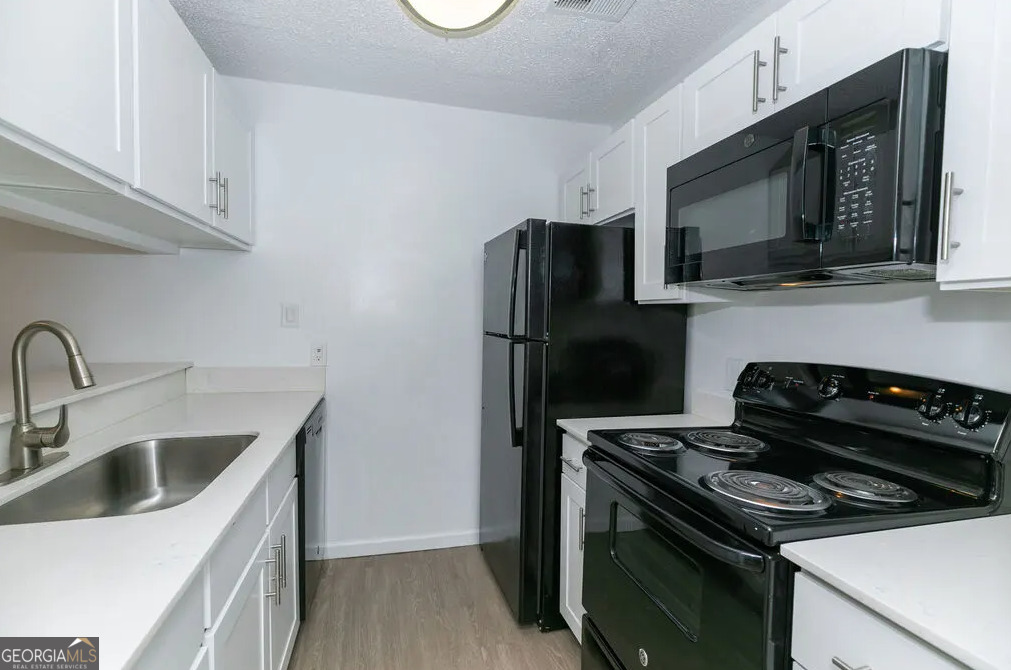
559,470 -> 586,640
792,573 -> 962,670
210,534 -> 271,670
210,461 -> 299,670
268,481 -> 300,670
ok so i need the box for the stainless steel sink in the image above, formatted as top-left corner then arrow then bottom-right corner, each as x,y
0,434 -> 257,525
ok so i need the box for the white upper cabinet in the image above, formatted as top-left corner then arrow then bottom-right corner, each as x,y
0,0 -> 134,182
774,0 -> 949,108
589,120 -> 635,223
562,162 -> 591,222
682,15 -> 778,158
935,0 -> 1011,290
135,0 -> 213,223
212,73 -> 255,244
635,89 -> 682,302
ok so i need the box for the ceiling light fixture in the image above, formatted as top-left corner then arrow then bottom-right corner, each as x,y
396,0 -> 520,38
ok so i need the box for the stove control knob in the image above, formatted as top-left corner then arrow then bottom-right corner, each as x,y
817,377 -> 842,400
953,398 -> 989,431
751,369 -> 773,389
918,391 -> 949,422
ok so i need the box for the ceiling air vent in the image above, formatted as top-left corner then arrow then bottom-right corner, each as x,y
547,0 -> 637,22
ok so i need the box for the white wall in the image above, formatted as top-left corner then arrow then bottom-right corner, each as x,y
688,282 -> 1011,399
0,79 -> 608,557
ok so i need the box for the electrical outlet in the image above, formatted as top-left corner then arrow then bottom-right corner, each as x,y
310,343 -> 327,367
281,303 -> 301,329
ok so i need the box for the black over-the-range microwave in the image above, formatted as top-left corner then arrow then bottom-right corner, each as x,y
665,49 -> 947,290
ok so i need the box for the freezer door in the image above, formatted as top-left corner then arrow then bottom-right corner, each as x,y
482,220 -> 548,339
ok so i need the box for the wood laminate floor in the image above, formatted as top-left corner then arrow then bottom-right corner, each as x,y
289,546 -> 580,670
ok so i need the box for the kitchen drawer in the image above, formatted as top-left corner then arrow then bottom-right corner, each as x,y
206,483 -> 268,627
133,574 -> 204,670
561,432 -> 588,490
793,573 -> 962,670
267,440 -> 296,524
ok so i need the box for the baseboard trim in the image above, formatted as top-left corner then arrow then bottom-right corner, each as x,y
322,530 -> 479,559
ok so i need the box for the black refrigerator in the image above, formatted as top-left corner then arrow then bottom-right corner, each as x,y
480,219 -> 688,630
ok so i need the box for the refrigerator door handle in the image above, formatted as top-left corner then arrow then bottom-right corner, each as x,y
508,341 -> 523,448
508,228 -> 521,339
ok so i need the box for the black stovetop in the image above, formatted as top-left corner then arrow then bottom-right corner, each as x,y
587,424 -> 998,546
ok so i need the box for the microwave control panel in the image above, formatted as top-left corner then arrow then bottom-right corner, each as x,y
835,132 -> 878,237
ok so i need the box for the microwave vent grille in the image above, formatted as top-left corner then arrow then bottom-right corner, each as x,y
843,267 -> 935,281
547,0 -> 637,22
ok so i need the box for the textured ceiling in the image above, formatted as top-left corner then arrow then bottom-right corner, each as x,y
169,0 -> 771,125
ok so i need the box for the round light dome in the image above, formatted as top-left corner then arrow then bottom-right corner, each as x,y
397,0 -> 520,38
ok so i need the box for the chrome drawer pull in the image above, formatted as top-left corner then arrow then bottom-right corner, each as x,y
561,456 -> 583,473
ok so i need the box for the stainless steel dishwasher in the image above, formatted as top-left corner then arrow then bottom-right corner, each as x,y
298,398 -> 326,620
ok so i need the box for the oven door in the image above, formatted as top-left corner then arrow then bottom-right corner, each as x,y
666,99 -> 829,286
583,453 -> 790,670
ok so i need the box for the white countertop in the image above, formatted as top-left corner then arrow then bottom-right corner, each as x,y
557,413 -> 727,444
0,389 -> 322,669
783,515 -> 1011,670
0,361 -> 191,424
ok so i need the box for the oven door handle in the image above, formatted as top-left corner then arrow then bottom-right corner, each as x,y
591,459 -> 767,573
790,126 -> 833,243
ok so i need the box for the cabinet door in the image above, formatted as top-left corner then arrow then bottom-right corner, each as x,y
635,89 -> 683,302
0,0 -> 134,181
211,535 -> 270,670
561,162 -> 590,222
268,481 -> 300,670
212,73 -> 255,244
774,0 -> 948,108
792,573 -> 962,670
682,15 -> 778,158
935,0 -> 1011,289
590,121 -> 635,223
135,0 -> 212,222
559,474 -> 586,641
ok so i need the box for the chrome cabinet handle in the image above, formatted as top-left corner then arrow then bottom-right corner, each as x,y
264,546 -> 282,605
561,456 -> 583,473
940,171 -> 964,261
221,176 -> 230,220
587,185 -> 597,214
832,658 -> 871,670
280,534 -> 288,588
772,36 -> 788,102
208,172 -> 222,213
578,507 -> 585,552
752,50 -> 768,112
579,186 -> 588,219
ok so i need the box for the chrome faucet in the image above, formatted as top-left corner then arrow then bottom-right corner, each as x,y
4,321 -> 95,482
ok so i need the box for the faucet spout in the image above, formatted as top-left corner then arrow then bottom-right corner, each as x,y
8,320 -> 94,475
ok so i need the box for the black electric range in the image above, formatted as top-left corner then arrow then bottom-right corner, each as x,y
580,362 -> 1011,670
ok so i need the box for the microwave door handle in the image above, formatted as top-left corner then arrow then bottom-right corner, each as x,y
790,126 -> 818,242
507,229 -> 521,338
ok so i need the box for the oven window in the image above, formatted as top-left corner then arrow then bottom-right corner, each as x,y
610,502 -> 702,637
677,170 -> 789,253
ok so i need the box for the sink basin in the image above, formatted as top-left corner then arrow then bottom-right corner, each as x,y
0,434 -> 257,526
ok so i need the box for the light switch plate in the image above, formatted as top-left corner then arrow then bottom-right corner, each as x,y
281,303 -> 300,328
